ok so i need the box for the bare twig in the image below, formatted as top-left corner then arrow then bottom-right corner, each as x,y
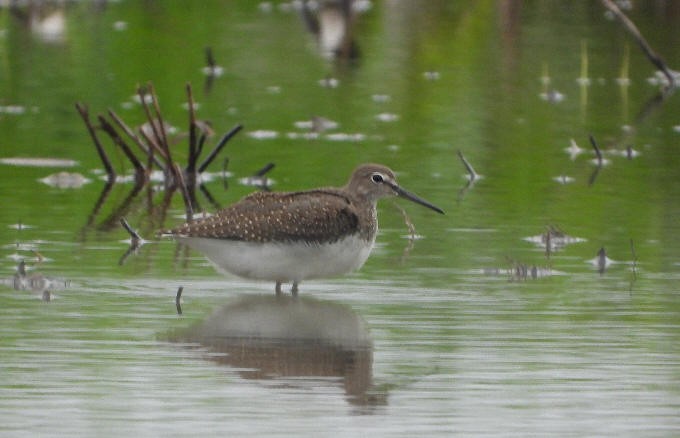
108,109 -> 165,170
254,162 -> 275,177
137,86 -> 164,150
457,150 -> 478,181
205,47 -> 216,69
138,127 -> 169,162
120,217 -> 142,244
118,217 -> 144,266
176,286 -> 184,315
198,124 -> 243,173
174,163 -> 194,221
147,84 -> 172,159
98,115 -> 146,182
601,0 -> 675,88
186,82 -> 198,176
75,103 -> 116,183
589,134 -> 603,164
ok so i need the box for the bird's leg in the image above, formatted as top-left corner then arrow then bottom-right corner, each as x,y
275,281 -> 283,296
291,282 -> 299,297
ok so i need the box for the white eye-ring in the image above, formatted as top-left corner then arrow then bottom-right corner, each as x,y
371,173 -> 384,183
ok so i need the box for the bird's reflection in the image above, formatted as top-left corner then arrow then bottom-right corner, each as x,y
172,294 -> 386,407
301,0 -> 361,61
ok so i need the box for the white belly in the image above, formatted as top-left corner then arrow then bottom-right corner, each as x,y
177,235 -> 375,283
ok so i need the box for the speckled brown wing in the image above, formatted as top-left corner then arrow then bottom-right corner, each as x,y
169,189 -> 362,244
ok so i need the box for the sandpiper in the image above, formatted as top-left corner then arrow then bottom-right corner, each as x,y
166,163 -> 444,295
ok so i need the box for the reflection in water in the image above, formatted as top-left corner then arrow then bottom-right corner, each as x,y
2,260 -> 70,301
300,0 -> 362,60
9,2 -> 66,43
170,295 -> 385,407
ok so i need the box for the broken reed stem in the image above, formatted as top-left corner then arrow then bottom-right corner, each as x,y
186,82 -> 198,176
137,86 -> 164,151
120,217 -> 142,244
205,47 -> 216,69
146,83 -> 183,186
176,286 -> 183,315
97,115 -> 146,180
198,124 -> 243,173
174,163 -> 194,221
148,83 -> 172,159
108,109 -> 165,171
254,162 -> 275,177
601,0 -> 676,88
196,133 -> 207,161
457,150 -> 478,181
138,127 -> 169,163
589,134 -> 603,164
75,103 -> 116,183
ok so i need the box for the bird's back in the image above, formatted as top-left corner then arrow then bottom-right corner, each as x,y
170,188 -> 375,244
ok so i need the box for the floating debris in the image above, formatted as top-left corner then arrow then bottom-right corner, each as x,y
423,71 -> 440,81
7,223 -> 34,230
509,262 -> 553,280
181,101 -> 201,111
524,225 -> 586,252
247,130 -> 279,140
286,132 -> 321,140
0,157 -> 78,167
375,113 -> 399,123
39,171 -> 91,188
0,105 -> 26,115
131,92 -> 154,105
3,260 -> 70,299
553,175 -> 575,184
482,260 -> 554,281
238,176 -> 275,189
324,132 -> 366,142
539,89 -> 565,103
608,145 -> 641,159
564,138 -> 584,161
113,21 -> 128,31
293,116 -> 338,132
318,76 -> 340,88
371,94 -> 391,103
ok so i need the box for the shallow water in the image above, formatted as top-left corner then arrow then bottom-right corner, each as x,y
1,1 -> 680,436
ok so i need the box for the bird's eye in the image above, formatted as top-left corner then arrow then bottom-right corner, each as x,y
371,173 -> 384,183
